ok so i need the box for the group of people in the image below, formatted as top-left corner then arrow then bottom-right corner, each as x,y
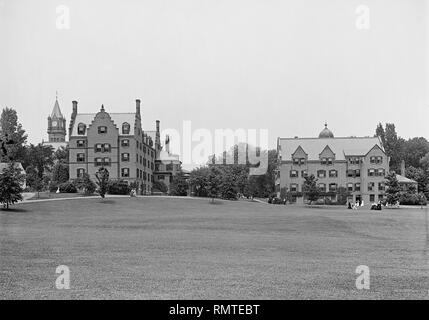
347,200 -> 364,210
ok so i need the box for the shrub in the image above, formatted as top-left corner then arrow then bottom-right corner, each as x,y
399,192 -> 427,206
108,180 -> 131,195
153,181 -> 168,193
58,181 -> 77,193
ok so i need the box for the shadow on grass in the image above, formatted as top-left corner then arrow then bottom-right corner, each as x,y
1,208 -> 30,213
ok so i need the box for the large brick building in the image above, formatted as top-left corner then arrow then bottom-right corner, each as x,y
68,99 -> 158,194
276,124 -> 389,204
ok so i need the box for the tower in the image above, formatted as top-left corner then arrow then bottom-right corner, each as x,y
47,94 -> 66,143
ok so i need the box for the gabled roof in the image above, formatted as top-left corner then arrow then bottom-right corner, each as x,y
70,112 -> 137,136
396,174 -> 417,184
278,136 -> 384,161
51,99 -> 64,118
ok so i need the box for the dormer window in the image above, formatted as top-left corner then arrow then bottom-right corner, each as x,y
122,122 -> 130,135
77,123 -> 86,135
98,126 -> 107,134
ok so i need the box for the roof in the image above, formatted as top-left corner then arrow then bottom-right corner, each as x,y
146,130 -> 157,141
278,136 -> 384,161
51,99 -> 64,118
70,112 -> 137,136
396,174 -> 417,184
158,150 -> 180,162
42,141 -> 68,151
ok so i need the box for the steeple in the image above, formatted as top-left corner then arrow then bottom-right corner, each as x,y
47,93 -> 66,143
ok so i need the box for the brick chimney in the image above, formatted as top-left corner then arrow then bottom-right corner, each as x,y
135,99 -> 141,118
69,100 -> 78,137
165,135 -> 170,154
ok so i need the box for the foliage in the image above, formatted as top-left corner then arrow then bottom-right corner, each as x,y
169,171 -> 188,196
95,167 -> 109,198
25,165 -> 45,196
58,181 -> 78,193
75,173 -> 96,195
0,162 -> 24,209
54,146 -> 69,164
302,174 -> 320,204
189,166 -> 210,197
51,162 -> 69,184
0,108 -> 28,162
399,192 -> 427,206
108,180 -> 131,195
153,180 -> 168,193
23,144 -> 54,177
385,172 -> 401,205
336,187 -> 351,205
206,166 -> 222,202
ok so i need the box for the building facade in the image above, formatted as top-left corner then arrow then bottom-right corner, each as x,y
68,99 -> 157,194
276,124 -> 389,204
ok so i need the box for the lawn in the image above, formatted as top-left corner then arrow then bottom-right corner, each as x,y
0,197 -> 428,299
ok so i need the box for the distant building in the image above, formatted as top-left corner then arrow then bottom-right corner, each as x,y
68,99 -> 157,194
42,96 -> 68,151
396,160 -> 418,192
276,124 -> 390,204
153,134 -> 182,192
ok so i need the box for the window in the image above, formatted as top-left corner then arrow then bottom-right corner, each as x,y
320,158 -> 327,165
377,169 -> 385,177
290,170 -> 299,178
355,183 -> 361,192
368,169 -> 375,177
317,170 -> 326,178
94,158 -> 101,166
158,174 -> 164,180
378,194 -> 384,201
166,163 -> 173,171
122,122 -> 130,135
121,153 -> 130,162
347,169 -> 355,178
301,170 -> 308,178
327,158 -> 333,165
95,144 -> 102,153
121,168 -> 129,177
155,163 -> 160,171
370,156 -> 383,164
151,151 -> 154,158
290,184 -> 298,192
329,183 -> 337,192
143,146 -> 147,153
103,144 -> 110,152
151,162 -> 154,170
347,183 -> 354,192
77,168 -> 85,178
329,170 -> 338,178
143,158 -> 147,166
368,182 -> 375,192
348,157 -> 361,165
98,126 -> 107,134
318,183 -> 326,192
78,123 -> 86,135
103,157 -> 110,166
77,140 -> 85,148
121,139 -> 130,147
77,153 -> 85,162
355,169 -> 361,177
378,182 -> 385,191
370,194 -> 375,202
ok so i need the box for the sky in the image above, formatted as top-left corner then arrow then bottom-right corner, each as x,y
0,0 -> 428,166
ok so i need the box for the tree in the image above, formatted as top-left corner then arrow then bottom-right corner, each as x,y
23,144 -> 54,178
375,122 -> 386,148
0,108 -> 28,162
206,166 -> 221,203
54,146 -> 69,164
0,162 -> 24,209
405,166 -> 429,198
153,180 -> 168,193
420,152 -> 429,171
25,165 -> 44,198
75,173 -> 96,195
189,166 -> 210,197
95,167 -> 109,198
302,174 -> 320,204
169,171 -> 188,196
385,172 -> 401,205
219,167 -> 238,200
51,162 -> 69,184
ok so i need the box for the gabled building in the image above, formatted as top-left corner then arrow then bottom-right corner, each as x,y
68,99 -> 158,194
276,124 -> 389,204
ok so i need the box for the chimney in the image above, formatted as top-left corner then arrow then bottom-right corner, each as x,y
72,100 -> 78,114
156,120 -> 160,133
401,160 -> 405,176
165,135 -> 170,154
135,99 -> 141,118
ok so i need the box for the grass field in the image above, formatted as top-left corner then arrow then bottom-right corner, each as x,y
0,197 -> 428,299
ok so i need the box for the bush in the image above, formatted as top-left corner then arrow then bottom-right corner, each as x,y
153,180 -> 168,193
58,181 -> 77,193
108,180 -> 131,195
399,192 -> 427,206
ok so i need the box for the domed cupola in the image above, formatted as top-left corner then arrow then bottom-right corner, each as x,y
318,123 -> 334,138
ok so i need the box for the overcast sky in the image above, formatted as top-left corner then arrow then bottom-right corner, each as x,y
0,0 -> 428,159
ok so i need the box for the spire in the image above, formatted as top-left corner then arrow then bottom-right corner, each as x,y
101,104 -> 105,112
51,93 -> 64,118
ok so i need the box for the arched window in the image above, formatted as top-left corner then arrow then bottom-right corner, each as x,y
122,122 -> 130,135
78,123 -> 86,135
